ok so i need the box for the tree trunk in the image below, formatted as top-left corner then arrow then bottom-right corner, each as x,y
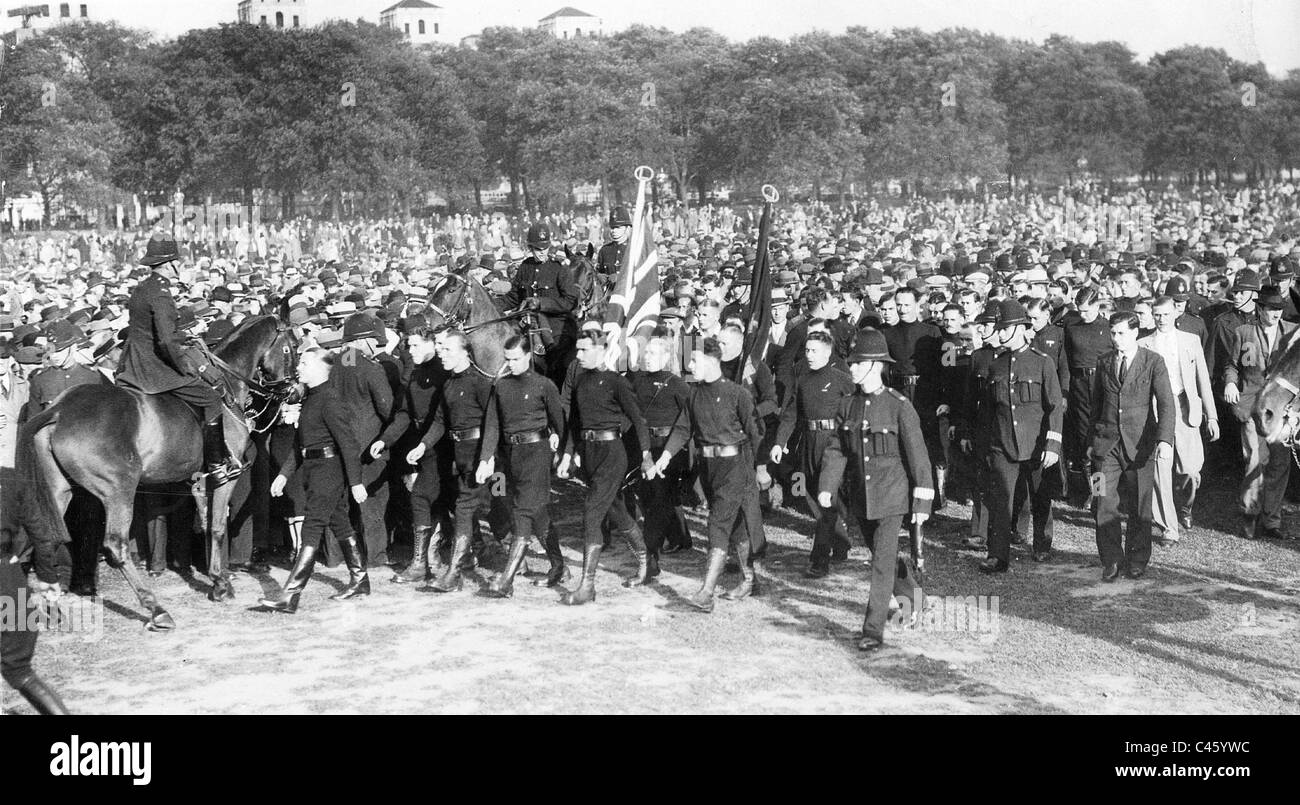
472,179 -> 483,214
244,184 -> 255,237
521,176 -> 532,215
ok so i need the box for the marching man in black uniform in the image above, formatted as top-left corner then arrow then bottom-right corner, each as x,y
652,337 -> 764,613
1063,288 -> 1111,503
631,331 -> 694,557
558,332 -> 655,604
403,329 -> 493,592
478,335 -> 565,599
818,329 -> 933,652
596,207 -> 632,279
381,324 -> 450,585
262,348 -> 369,612
771,330 -> 855,577
976,300 -> 1064,573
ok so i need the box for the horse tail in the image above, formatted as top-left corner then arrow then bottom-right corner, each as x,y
6,407 -> 73,551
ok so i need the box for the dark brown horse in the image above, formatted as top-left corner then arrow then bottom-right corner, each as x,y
423,273 -> 522,377
568,243 -> 610,324
1254,327 -> 1300,447
14,315 -> 298,630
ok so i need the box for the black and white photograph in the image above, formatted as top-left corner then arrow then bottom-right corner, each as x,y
0,0 -> 1295,753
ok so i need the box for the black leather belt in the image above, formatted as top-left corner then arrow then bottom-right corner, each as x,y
581,428 -> 620,442
807,419 -> 837,431
648,426 -> 674,438
700,443 -> 740,458
301,446 -> 336,460
451,427 -> 481,442
1071,368 -> 1097,376
898,375 -> 920,384
507,428 -> 547,445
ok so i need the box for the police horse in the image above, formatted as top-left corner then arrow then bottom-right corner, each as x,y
1254,328 -> 1300,449
12,316 -> 298,630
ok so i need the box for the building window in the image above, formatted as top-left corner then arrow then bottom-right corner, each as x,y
260,15 -> 267,25
80,4 -> 87,17
276,12 -> 284,27
293,16 -> 299,27
404,23 -> 410,34
575,28 -> 582,37
434,22 -> 439,34
563,30 -> 568,39
60,3 -> 70,17
418,20 -> 425,34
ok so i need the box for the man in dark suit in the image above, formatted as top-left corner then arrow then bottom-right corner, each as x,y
116,234 -> 242,481
1222,286 -> 1298,539
335,313 -> 396,567
1090,311 -> 1175,581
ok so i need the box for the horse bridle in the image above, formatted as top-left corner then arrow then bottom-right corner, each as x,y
427,273 -> 474,332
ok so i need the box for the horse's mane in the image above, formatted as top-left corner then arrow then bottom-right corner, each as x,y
215,315 -> 278,359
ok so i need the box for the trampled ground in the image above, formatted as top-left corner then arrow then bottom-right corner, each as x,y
6,459 -> 1300,715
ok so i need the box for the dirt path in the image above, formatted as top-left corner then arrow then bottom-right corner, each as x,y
6,471 -> 1299,715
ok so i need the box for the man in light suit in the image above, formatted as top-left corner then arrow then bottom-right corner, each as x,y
1090,311 -> 1176,581
1140,296 -> 1219,542
1222,285 -> 1298,540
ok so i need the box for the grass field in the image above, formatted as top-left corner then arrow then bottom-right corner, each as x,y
5,459 -> 1299,715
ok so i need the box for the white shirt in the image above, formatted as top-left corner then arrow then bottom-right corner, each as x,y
1148,329 -> 1184,396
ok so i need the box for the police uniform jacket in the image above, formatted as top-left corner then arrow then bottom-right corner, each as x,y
27,363 -> 108,413
818,386 -> 935,521
978,344 -> 1064,461
503,257 -> 579,337
116,271 -> 194,393
596,240 -> 626,277
1222,320 -> 1300,423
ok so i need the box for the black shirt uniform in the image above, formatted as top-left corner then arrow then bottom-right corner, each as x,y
566,369 -> 650,548
773,363 -> 855,568
276,383 -> 364,554
631,369 -> 693,552
418,366 -> 495,538
481,369 -> 564,539
1063,315 -> 1111,485
664,378 -> 765,553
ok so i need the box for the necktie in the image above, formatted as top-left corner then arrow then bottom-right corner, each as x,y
1118,354 -> 1128,387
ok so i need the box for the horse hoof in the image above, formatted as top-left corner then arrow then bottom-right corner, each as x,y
147,611 -> 176,631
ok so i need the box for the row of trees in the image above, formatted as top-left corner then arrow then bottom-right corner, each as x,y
1,20 -> 1298,225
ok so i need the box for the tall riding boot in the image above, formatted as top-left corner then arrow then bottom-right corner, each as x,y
487,535 -> 529,598
16,673 -> 69,715
686,548 -> 727,612
259,544 -> 317,613
427,533 -> 472,592
534,527 -> 570,587
561,544 -> 602,606
331,537 -> 371,600
392,525 -> 433,584
621,524 -> 650,587
287,518 -> 303,565
722,541 -> 754,600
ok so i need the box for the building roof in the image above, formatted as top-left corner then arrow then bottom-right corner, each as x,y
540,7 -> 596,21
381,0 -> 441,13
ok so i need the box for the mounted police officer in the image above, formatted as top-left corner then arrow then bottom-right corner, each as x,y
596,207 -> 632,279
115,234 -> 243,483
504,223 -> 579,384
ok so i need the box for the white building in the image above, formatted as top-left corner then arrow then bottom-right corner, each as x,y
379,0 -> 450,45
3,3 -> 93,46
538,6 -> 600,39
237,0 -> 308,29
